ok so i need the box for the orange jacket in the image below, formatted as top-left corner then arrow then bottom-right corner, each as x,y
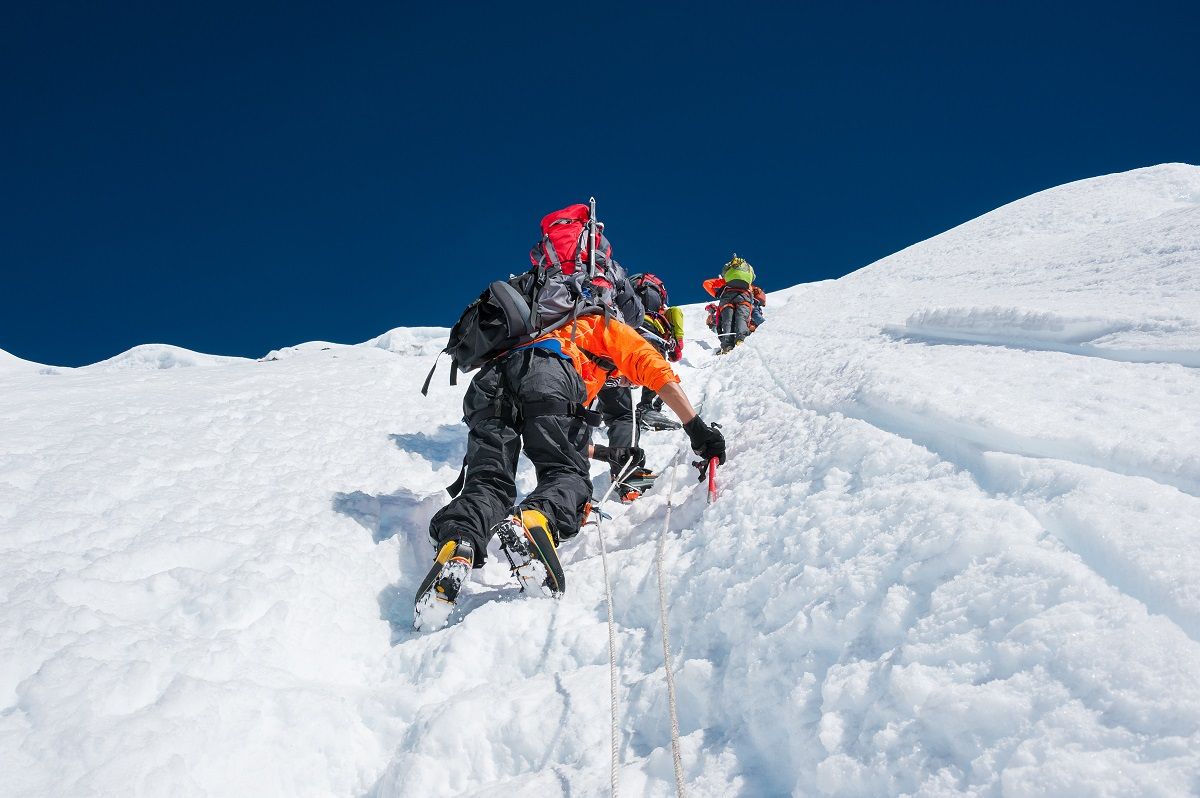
703,277 -> 724,297
541,315 -> 679,404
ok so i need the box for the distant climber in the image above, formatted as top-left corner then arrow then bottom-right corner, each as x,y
703,254 -> 760,353
593,272 -> 685,503
415,202 -> 726,631
630,273 -> 685,434
706,283 -> 766,341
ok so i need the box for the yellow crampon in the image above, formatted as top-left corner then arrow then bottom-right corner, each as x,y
518,509 -> 565,595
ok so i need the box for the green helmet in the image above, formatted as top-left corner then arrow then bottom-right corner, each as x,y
722,253 -> 755,285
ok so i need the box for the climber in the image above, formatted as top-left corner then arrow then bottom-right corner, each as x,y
415,203 -> 726,631
703,254 -> 759,353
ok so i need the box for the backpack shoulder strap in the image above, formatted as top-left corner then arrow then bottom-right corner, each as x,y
421,350 -> 445,396
420,349 -> 459,397
578,345 -> 617,375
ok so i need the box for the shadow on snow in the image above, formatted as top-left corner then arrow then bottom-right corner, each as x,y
332,485 -> 447,643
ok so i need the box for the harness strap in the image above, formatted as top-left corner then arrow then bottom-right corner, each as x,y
466,392 -> 519,428
579,345 -> 617,374
522,400 -> 603,426
445,357 -> 600,497
467,396 -> 601,430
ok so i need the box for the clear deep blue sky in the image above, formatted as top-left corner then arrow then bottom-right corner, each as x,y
3,1 -> 1197,366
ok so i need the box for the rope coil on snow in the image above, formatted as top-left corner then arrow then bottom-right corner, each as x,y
656,459 -> 686,797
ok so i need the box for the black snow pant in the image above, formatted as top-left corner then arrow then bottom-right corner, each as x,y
717,282 -> 753,348
634,338 -> 669,414
597,383 -> 636,472
637,387 -> 662,412
428,348 -> 592,564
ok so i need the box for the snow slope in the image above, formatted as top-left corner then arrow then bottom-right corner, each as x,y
2,164 -> 1199,796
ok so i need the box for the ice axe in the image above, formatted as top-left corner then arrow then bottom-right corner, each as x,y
692,456 -> 719,504
587,196 -> 598,280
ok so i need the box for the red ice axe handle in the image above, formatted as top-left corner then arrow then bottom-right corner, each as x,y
692,456 -> 720,503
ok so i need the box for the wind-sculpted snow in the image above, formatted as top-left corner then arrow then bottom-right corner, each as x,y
82,343 -> 249,371
261,328 -> 448,362
2,164 -> 1199,796
847,163 -> 1200,314
886,307 -> 1200,367
361,326 -> 450,357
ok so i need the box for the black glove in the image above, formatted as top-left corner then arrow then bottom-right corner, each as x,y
683,417 -> 725,465
592,444 -> 646,470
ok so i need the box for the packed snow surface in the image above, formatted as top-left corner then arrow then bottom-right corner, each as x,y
2,164 -> 1199,796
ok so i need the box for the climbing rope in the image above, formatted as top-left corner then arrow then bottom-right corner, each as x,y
593,454 -> 636,798
656,460 -> 686,797
593,442 -> 692,797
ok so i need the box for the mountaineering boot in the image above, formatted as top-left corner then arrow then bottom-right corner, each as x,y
495,509 -> 565,597
638,408 -> 681,431
579,500 -> 612,528
413,538 -> 475,632
494,515 -> 544,595
616,467 -> 658,503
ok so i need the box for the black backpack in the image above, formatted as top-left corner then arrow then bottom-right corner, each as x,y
629,273 -> 668,313
421,199 -> 643,396
420,260 -> 651,396
420,267 -> 603,395
604,260 -> 645,328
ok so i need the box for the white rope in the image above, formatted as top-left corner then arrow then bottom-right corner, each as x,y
593,454 -> 635,798
656,460 -> 686,797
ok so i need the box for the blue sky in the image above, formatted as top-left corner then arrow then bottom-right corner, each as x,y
3,1 -> 1197,366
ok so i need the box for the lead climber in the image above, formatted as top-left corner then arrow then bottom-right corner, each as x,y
415,201 -> 726,631
703,254 -> 759,353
